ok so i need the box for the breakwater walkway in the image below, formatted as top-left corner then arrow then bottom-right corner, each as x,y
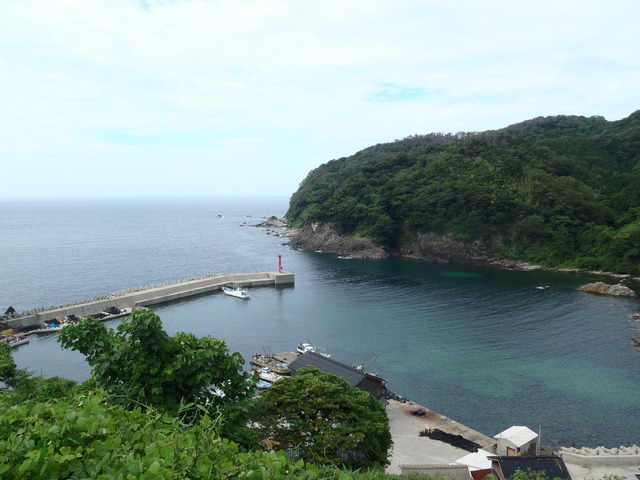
3,271 -> 294,330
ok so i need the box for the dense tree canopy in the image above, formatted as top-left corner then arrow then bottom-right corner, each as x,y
58,308 -> 256,442
286,111 -> 640,274
251,366 -> 392,470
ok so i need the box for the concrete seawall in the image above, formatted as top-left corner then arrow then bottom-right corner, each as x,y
4,271 -> 294,330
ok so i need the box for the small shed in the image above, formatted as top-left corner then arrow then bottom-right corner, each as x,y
493,426 -> 538,456
488,455 -> 571,480
288,351 -> 387,400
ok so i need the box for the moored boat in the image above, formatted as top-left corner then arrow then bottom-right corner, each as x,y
296,341 -> 330,357
1,334 -> 30,348
222,285 -> 250,299
297,341 -> 315,355
250,353 -> 291,375
257,367 -> 283,383
256,379 -> 273,389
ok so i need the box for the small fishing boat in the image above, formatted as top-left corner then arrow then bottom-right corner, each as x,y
296,341 -> 330,357
1,334 -> 30,348
256,379 -> 273,389
222,285 -> 250,299
250,353 -> 291,375
297,341 -> 315,355
257,367 -> 283,383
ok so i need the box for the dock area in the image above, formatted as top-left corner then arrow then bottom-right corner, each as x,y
3,271 -> 294,330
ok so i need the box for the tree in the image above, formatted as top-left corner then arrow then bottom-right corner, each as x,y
251,366 -> 392,470
58,308 -> 256,443
0,342 -> 18,388
0,342 -> 31,390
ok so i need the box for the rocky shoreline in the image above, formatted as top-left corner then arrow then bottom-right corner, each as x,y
256,218 -> 640,289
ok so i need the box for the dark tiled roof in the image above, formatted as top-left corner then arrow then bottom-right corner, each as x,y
489,455 -> 572,480
288,351 -> 368,387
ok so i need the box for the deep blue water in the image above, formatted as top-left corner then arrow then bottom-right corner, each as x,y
3,197 -> 640,448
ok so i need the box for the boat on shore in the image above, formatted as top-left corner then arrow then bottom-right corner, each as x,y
222,285 -> 250,299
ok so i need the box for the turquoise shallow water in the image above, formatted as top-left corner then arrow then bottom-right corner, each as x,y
4,197 -> 640,448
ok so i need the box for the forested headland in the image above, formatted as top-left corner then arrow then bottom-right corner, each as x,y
286,111 -> 640,275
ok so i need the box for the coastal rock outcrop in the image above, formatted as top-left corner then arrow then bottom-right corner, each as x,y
253,216 -> 295,238
578,282 -> 637,297
287,224 -> 387,259
256,216 -> 287,228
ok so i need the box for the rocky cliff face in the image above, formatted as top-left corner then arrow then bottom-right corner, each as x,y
399,232 -> 501,264
287,225 -> 506,264
286,225 -> 507,264
286,224 -> 387,259
285,225 -> 640,296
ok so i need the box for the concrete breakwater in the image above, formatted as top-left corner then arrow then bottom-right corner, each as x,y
3,271 -> 294,330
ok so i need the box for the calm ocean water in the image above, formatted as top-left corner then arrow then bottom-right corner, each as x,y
3,197 -> 640,448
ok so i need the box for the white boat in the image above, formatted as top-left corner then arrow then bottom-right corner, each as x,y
222,286 -> 250,299
297,341 -> 316,355
257,367 -> 283,383
296,341 -> 330,357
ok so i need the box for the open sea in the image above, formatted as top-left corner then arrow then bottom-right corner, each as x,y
2,196 -> 640,449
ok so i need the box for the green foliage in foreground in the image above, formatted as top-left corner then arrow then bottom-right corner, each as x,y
286,111 -> 640,274
0,336 -> 403,479
0,391 -> 322,479
58,308 -> 257,444
252,366 -> 392,470
2,333 -> 581,479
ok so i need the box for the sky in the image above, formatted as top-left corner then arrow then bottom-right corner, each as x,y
1,0 -> 639,199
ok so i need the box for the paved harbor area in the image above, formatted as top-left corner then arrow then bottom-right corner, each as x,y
385,399 -> 640,479
385,398 -> 496,475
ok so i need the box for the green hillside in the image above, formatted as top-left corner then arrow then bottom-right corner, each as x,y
286,111 -> 640,274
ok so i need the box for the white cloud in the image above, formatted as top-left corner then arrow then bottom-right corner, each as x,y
1,0 -> 639,198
